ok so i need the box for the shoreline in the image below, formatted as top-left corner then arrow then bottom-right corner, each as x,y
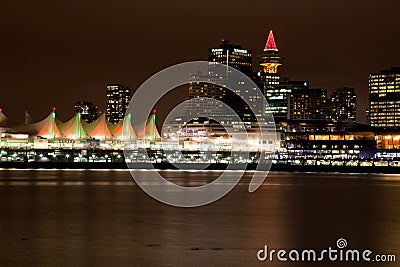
0,162 -> 399,174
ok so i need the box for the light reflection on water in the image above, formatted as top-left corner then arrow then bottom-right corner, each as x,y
0,170 -> 398,266
1,170 -> 400,187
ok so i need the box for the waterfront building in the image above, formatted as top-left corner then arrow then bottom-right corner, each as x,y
280,121 -> 376,166
330,87 -> 357,124
106,84 -> 131,124
58,113 -> 87,139
74,101 -> 99,123
1,109 -> 157,146
374,132 -> 400,149
368,67 -> 400,128
4,108 -> 400,166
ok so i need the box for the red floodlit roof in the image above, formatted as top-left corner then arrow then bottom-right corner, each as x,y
264,30 -> 278,51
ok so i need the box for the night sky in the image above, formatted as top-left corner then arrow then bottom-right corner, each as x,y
1,0 -> 400,123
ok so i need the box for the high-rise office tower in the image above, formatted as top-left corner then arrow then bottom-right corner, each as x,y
187,71 -> 226,118
266,79 -> 310,121
287,88 -> 329,121
74,101 -> 99,123
106,84 -> 131,124
188,40 -> 257,124
208,39 -> 253,76
330,87 -> 357,124
368,67 -> 400,128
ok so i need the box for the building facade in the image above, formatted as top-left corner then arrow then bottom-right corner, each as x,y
187,72 -> 226,118
281,121 -> 376,166
188,40 -> 257,124
287,88 -> 329,121
106,84 -> 131,124
368,67 -> 400,128
330,87 -> 357,124
74,101 -> 99,123
267,79 -> 310,120
208,39 -> 253,76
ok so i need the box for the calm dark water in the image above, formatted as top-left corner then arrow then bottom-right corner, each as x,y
0,169 -> 399,266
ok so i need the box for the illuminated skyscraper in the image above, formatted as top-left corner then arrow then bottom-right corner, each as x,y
106,84 -> 131,124
330,87 -> 357,124
208,39 -> 253,76
257,30 -> 294,120
288,88 -> 329,121
258,30 -> 283,91
258,31 -> 283,74
188,40 -> 257,124
74,101 -> 99,123
368,67 -> 400,128
188,74 -> 225,117
266,79 -> 310,120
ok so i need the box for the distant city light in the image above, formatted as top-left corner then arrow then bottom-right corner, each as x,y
234,48 -> 248,54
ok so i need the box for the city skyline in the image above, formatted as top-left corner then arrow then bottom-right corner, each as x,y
1,1 -> 400,123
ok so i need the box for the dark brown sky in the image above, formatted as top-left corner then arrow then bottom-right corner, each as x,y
1,0 -> 400,123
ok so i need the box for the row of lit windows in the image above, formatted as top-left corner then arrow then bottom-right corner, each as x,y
370,111 -> 400,115
211,51 -> 252,57
369,74 -> 400,79
369,108 -> 400,112
369,89 -> 400,94
370,103 -> 400,106
370,101 -> 400,104
370,84 -> 400,87
369,109 -> 400,113
370,81 -> 400,84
